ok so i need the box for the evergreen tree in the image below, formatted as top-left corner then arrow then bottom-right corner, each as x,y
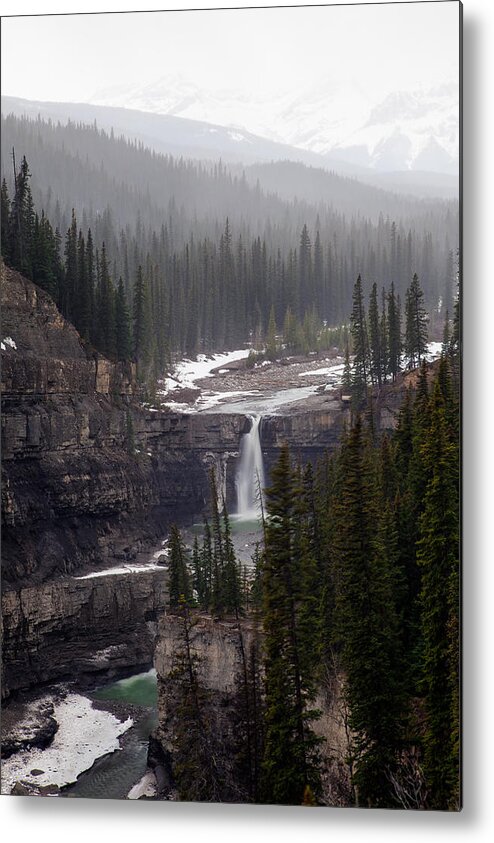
7,153 -> 35,278
379,287 -> 389,382
86,228 -> 96,343
405,273 -> 428,368
261,445 -> 322,805
368,282 -> 384,386
95,242 -> 116,358
387,282 -> 402,382
76,229 -> 92,340
62,209 -> 78,320
168,525 -> 192,609
1,177 -> 10,260
115,276 -> 133,361
333,417 -> 406,807
132,264 -> 148,364
417,382 -> 460,809
350,275 -> 369,405
168,598 -> 224,801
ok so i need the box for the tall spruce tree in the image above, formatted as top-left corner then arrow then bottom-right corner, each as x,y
416,381 -> 460,809
7,153 -> 35,279
1,177 -> 10,260
350,274 -> 369,404
115,276 -> 133,361
168,525 -> 192,609
96,242 -> 116,358
333,417 -> 406,807
132,264 -> 148,365
261,445 -> 322,805
368,281 -> 384,386
387,282 -> 402,382
405,273 -> 428,368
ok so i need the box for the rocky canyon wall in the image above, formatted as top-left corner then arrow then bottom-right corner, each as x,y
153,613 -> 353,806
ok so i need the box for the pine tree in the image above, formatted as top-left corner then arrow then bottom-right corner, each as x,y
387,282 -> 402,382
8,153 -> 35,279
368,282 -> 383,386
405,273 -> 428,368
342,337 -> 352,393
168,525 -> 192,609
417,382 -> 460,809
76,229 -> 92,340
333,417 -> 406,807
115,276 -> 133,361
95,242 -> 116,358
86,228 -> 96,343
31,210 -> 59,299
221,499 -> 243,615
132,264 -> 148,365
168,598 -> 223,801
350,275 -> 369,405
1,177 -> 10,260
261,445 -> 322,805
379,287 -> 389,382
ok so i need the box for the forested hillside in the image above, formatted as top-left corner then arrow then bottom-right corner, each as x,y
1,114 -> 458,401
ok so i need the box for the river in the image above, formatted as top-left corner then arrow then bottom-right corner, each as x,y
61,670 -> 158,800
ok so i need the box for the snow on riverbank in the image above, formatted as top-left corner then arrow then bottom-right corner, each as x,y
299,361 -> 345,378
0,694 -> 133,794
160,348 -> 251,394
127,770 -> 157,799
73,562 -> 166,580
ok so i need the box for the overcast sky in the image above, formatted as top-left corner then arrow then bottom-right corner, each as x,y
1,2 -> 460,104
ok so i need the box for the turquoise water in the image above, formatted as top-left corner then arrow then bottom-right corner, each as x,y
62,670 -> 158,800
92,669 -> 158,708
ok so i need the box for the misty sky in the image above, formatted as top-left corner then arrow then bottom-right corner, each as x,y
1,2 -> 460,107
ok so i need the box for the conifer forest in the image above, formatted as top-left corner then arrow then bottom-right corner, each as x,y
1,3 -> 460,812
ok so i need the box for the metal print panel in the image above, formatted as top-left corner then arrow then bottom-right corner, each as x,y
0,1 -> 461,809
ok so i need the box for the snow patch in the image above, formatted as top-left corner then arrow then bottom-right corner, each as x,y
1,336 -> 17,350
127,771 -> 157,800
228,130 -> 246,143
299,362 -> 345,378
158,348 -> 251,402
0,693 -> 133,794
73,562 -> 165,580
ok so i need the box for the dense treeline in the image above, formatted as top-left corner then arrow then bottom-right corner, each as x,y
2,115 -> 457,334
2,152 -> 453,398
167,329 -> 459,808
346,271 -> 433,405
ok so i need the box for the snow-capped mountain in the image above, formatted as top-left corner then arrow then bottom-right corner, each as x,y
330,83 -> 459,173
91,75 -> 459,174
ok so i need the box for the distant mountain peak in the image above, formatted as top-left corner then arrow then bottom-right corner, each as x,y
90,74 -> 458,176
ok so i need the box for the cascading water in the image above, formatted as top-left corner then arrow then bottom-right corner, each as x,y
235,415 -> 265,521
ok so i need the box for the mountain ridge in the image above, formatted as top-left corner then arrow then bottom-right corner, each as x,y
1,95 -> 458,200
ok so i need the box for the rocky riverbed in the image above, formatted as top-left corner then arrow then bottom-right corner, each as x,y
158,349 -> 347,414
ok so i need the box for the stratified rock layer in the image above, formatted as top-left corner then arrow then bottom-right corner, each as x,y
2,569 -> 167,698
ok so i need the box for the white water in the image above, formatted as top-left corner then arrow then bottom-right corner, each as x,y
235,415 -> 265,521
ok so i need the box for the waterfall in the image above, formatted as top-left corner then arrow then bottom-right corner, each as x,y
235,415 -> 265,521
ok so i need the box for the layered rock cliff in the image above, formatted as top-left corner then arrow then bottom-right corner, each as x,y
2,568 -> 167,698
0,266 -> 244,696
1,265 -> 245,588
